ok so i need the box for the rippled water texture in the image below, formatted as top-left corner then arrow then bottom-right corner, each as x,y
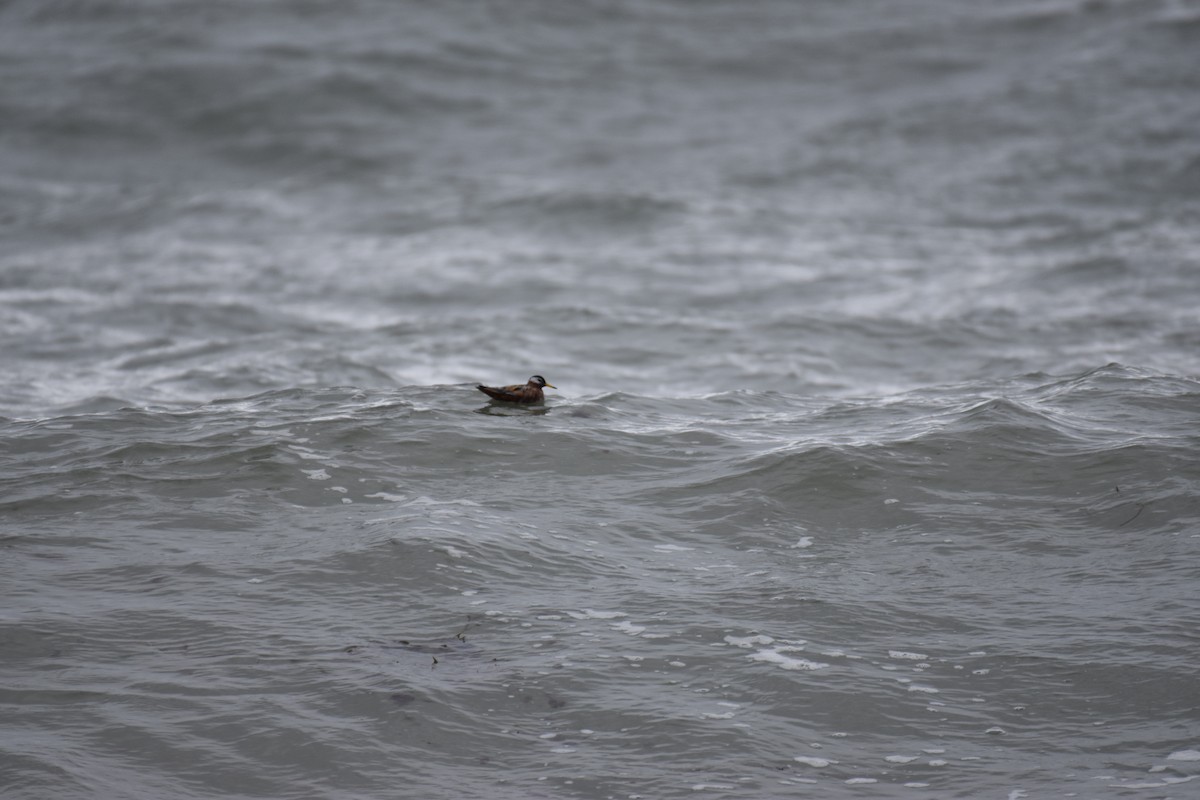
2,1 -> 1199,798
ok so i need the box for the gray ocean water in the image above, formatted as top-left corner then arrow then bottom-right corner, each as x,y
3,1 -> 1200,798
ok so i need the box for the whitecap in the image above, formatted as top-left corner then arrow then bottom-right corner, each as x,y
749,649 -> 829,671
567,609 -> 625,620
1167,749 -> 1200,761
724,634 -> 774,648
1112,776 -> 1195,789
889,650 -> 928,660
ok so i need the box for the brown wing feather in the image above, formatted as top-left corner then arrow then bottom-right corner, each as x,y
477,383 -> 542,403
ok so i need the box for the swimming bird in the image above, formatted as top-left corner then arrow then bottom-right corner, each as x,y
476,375 -> 557,404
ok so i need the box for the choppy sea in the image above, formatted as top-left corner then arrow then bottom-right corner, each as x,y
3,1 -> 1199,798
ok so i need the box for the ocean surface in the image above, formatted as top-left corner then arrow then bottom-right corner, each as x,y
2,1 -> 1199,798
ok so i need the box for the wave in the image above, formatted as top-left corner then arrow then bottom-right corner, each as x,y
479,191 -> 686,236
2,366 -> 1196,800
625,365 -> 1200,534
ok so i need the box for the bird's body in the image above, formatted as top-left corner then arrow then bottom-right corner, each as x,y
476,375 -> 557,404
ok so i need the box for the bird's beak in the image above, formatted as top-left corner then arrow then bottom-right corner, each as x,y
544,383 -> 557,390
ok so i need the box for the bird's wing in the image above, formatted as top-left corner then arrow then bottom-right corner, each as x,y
477,384 -> 522,401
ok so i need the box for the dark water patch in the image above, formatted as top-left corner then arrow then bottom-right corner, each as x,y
480,191 -> 686,236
